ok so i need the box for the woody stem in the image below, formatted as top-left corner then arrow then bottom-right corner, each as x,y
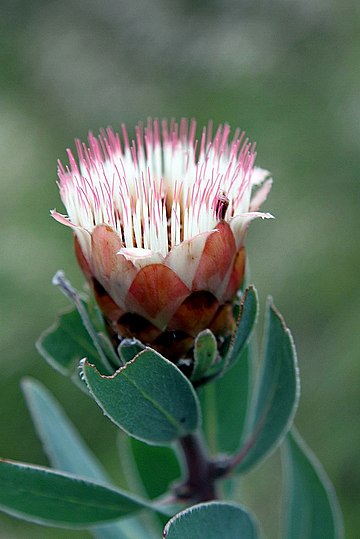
174,432 -> 218,502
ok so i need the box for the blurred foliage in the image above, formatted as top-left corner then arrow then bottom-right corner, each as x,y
0,0 -> 359,537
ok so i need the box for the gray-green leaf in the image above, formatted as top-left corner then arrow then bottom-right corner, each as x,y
22,378 -> 110,481
191,330 -> 217,382
235,299 -> 300,473
82,348 -> 200,444
0,460 -> 149,528
200,345 -> 251,454
281,429 -> 344,539
36,307 -> 100,376
52,271 -> 114,374
118,339 -> 145,364
119,434 -> 181,500
223,286 -> 258,374
21,378 -> 157,538
163,502 -> 259,539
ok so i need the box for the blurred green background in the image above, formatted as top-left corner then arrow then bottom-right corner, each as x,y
1,0 -> 359,537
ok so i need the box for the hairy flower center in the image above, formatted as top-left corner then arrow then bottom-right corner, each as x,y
57,119 -> 257,256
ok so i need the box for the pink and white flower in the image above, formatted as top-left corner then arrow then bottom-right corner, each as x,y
52,119 -> 272,358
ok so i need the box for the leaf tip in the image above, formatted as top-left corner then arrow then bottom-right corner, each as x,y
267,297 -> 288,331
246,283 -> 257,295
20,376 -> 35,392
52,269 -> 66,287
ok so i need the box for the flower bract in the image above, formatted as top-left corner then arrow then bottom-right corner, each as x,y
52,119 -> 272,359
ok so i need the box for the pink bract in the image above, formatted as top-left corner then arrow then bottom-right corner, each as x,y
53,119 -> 273,358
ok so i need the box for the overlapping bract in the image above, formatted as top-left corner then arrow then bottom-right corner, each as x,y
53,119 -> 272,358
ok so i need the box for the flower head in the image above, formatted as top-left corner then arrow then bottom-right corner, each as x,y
52,119 -> 272,359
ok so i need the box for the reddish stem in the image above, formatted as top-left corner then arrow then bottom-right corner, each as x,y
175,433 -> 218,502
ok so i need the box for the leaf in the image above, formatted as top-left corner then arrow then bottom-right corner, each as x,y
0,460 -> 150,528
118,339 -> 145,364
118,435 -> 181,535
119,435 -> 181,500
191,330 -> 217,383
235,299 -> 300,473
163,501 -> 259,539
36,307 -> 100,377
83,348 -> 200,444
200,345 -> 251,454
97,332 -> 123,368
22,379 -> 156,539
52,271 -> 114,374
92,521 -> 151,539
281,429 -> 344,539
223,286 -> 258,373
22,378 -> 110,483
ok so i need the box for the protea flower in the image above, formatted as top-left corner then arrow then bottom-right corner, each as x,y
52,119 -> 272,360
